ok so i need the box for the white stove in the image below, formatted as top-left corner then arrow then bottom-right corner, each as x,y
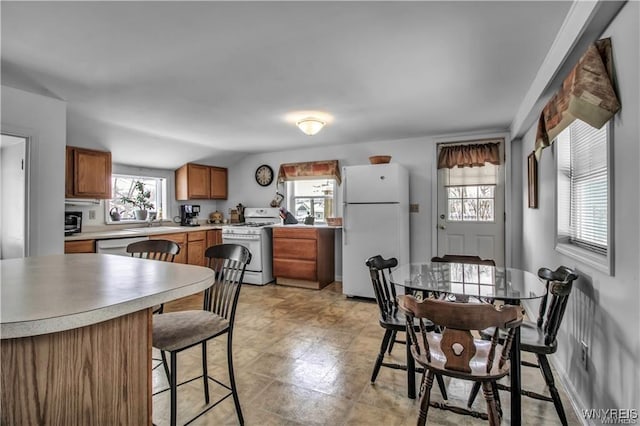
222,207 -> 281,285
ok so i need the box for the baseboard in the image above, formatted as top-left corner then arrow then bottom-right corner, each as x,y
547,354 -> 591,426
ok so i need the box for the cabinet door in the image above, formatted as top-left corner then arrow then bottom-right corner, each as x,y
209,167 -> 228,199
73,148 -> 112,198
273,259 -> 317,281
187,164 -> 210,199
64,240 -> 96,253
66,147 -> 112,199
65,147 -> 75,198
150,233 -> 187,264
273,238 -> 316,261
206,230 -> 222,249
187,238 -> 206,266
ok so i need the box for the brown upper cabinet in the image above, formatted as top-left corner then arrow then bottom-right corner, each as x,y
65,146 -> 112,199
175,163 -> 228,200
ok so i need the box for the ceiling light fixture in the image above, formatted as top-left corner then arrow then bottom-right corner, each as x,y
296,118 -> 326,136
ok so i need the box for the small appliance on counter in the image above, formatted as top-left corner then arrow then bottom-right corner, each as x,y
179,204 -> 201,226
64,211 -> 83,235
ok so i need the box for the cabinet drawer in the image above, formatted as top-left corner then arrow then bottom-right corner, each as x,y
273,238 -> 316,261
273,259 -> 317,281
151,233 -> 186,244
187,231 -> 206,242
273,228 -> 317,240
64,240 -> 95,253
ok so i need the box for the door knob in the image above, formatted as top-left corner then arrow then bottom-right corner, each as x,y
437,224 -> 446,230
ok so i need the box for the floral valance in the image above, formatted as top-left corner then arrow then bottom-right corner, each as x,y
277,160 -> 341,184
535,38 -> 620,159
437,142 -> 501,169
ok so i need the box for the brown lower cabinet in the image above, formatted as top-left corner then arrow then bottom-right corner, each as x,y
64,240 -> 96,253
272,227 -> 335,289
207,229 -> 222,249
187,231 -> 207,266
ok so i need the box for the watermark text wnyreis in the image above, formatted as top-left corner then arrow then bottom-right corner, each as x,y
582,409 -> 638,424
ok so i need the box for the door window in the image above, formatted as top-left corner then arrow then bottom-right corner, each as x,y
447,185 -> 495,221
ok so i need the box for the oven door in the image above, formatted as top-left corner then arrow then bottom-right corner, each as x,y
221,233 -> 262,272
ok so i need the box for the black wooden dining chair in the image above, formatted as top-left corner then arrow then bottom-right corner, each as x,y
152,244 -> 251,426
127,239 -> 181,314
431,254 -> 496,266
467,265 -> 578,425
366,255 -> 448,400
399,294 -> 522,426
431,255 -> 497,303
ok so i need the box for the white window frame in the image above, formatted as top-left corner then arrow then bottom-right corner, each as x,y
286,179 -> 337,224
105,174 -> 168,225
554,120 -> 614,275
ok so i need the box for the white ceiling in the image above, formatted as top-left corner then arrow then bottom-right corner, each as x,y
1,1 -> 572,169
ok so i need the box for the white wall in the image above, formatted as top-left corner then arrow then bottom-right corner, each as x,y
520,0 -> 639,413
220,131 -> 511,278
1,86 -> 66,256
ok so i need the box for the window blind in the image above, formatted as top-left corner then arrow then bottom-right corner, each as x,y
558,119 -> 608,255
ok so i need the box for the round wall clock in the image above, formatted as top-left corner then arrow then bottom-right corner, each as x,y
255,164 -> 274,186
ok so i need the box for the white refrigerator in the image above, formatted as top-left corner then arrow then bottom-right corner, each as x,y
342,163 -> 410,298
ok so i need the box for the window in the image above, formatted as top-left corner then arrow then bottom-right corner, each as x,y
286,179 -> 336,223
448,185 -> 495,221
556,119 -> 612,274
443,162 -> 498,222
446,263 -> 496,298
106,174 -> 167,223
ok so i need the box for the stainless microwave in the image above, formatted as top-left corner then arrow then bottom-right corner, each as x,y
65,211 -> 82,235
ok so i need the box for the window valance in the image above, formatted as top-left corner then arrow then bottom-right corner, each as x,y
437,142 -> 501,169
277,160 -> 341,184
535,38 -> 620,159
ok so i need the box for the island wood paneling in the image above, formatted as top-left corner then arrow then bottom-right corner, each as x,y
1,309 -> 151,425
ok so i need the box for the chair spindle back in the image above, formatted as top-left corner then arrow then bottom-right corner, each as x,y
204,244 -> 252,322
535,266 -> 577,345
366,255 -> 399,320
126,239 -> 180,262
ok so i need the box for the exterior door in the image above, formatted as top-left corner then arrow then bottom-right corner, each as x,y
436,142 -> 505,266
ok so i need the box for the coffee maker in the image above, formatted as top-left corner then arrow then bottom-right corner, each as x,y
179,204 -> 201,226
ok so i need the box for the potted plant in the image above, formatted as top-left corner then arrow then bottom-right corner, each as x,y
120,180 -> 155,221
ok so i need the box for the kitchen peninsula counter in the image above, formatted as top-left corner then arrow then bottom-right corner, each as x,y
1,254 -> 214,425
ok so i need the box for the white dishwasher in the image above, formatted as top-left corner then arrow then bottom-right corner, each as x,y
96,236 -> 150,256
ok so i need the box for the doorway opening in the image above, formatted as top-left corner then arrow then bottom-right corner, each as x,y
1,133 -> 29,259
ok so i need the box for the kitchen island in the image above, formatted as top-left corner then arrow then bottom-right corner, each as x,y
1,254 -> 214,425
271,225 -> 338,289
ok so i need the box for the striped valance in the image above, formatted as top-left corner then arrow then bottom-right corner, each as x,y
437,142 -> 501,169
277,160 -> 341,184
535,38 -> 620,159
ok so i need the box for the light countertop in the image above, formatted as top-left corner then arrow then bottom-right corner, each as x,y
0,254 -> 215,338
268,224 -> 342,229
65,223 -> 225,241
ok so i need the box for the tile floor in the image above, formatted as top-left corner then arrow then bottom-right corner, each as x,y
151,282 -> 579,425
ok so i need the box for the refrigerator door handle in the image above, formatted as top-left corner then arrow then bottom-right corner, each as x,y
342,168 -> 347,205
343,203 -> 347,244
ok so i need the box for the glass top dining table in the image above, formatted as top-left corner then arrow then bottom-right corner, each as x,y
388,262 -> 547,426
389,262 -> 547,302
